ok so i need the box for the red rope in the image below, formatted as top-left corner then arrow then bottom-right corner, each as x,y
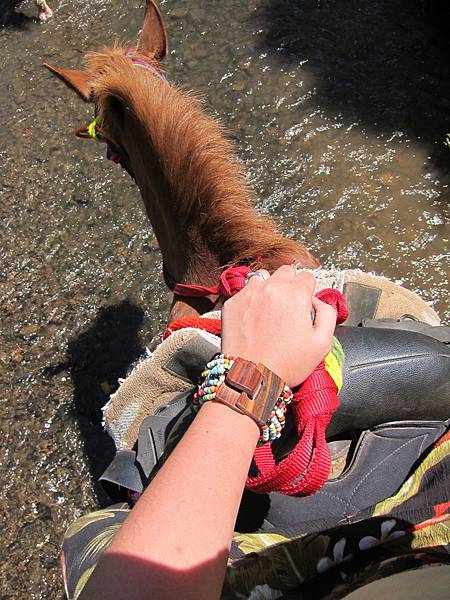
164,265 -> 252,298
163,269 -> 348,496
316,287 -> 349,324
247,361 -> 339,494
163,317 -> 222,340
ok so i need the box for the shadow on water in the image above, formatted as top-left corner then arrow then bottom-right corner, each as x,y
66,301 -> 147,505
0,0 -> 37,28
257,0 -> 450,177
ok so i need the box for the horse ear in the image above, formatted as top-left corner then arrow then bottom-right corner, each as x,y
43,63 -> 92,102
138,0 -> 168,61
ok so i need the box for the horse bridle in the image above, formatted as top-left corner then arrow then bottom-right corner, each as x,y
75,52 -> 169,175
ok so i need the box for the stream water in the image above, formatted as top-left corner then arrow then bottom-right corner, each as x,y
0,0 -> 449,597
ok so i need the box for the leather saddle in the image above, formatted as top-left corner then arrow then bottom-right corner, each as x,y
100,322 -> 449,531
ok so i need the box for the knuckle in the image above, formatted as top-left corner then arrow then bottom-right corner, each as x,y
261,282 -> 278,301
297,271 -> 315,287
278,264 -> 294,275
246,275 -> 264,289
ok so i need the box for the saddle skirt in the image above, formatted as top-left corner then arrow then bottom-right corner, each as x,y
102,268 -> 443,453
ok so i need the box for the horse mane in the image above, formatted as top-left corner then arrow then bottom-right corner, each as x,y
87,47 -> 317,271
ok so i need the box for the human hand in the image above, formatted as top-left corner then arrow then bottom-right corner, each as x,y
221,266 -> 337,388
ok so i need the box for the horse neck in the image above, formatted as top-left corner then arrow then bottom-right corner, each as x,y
95,54 -> 318,290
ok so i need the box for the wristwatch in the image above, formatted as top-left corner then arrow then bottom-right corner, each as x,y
214,358 -> 285,426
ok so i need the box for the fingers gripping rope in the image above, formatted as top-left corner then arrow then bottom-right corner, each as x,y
163,269 -> 348,496
246,288 -> 347,495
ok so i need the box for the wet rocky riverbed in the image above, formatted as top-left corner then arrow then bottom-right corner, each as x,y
0,0 -> 449,598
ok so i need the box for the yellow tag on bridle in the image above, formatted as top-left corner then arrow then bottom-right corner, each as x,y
87,119 -> 99,139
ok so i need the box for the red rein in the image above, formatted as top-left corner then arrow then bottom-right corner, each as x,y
164,267 -> 348,496
163,264 -> 252,298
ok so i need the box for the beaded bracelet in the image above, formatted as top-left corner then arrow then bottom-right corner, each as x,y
194,354 -> 293,445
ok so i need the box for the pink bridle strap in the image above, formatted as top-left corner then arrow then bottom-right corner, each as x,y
126,52 -> 169,84
163,264 -> 252,298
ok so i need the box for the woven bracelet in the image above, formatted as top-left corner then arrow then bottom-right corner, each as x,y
194,354 -> 293,445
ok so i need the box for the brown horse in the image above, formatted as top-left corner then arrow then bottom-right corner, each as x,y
44,0 -> 318,320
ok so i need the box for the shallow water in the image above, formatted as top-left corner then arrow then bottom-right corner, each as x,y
0,0 -> 449,597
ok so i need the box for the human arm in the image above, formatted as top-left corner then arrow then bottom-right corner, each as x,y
79,266 -> 336,600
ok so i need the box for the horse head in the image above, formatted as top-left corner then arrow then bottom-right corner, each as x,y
45,0 -> 319,319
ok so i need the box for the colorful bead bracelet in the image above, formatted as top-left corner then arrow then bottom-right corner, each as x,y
193,354 -> 293,445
